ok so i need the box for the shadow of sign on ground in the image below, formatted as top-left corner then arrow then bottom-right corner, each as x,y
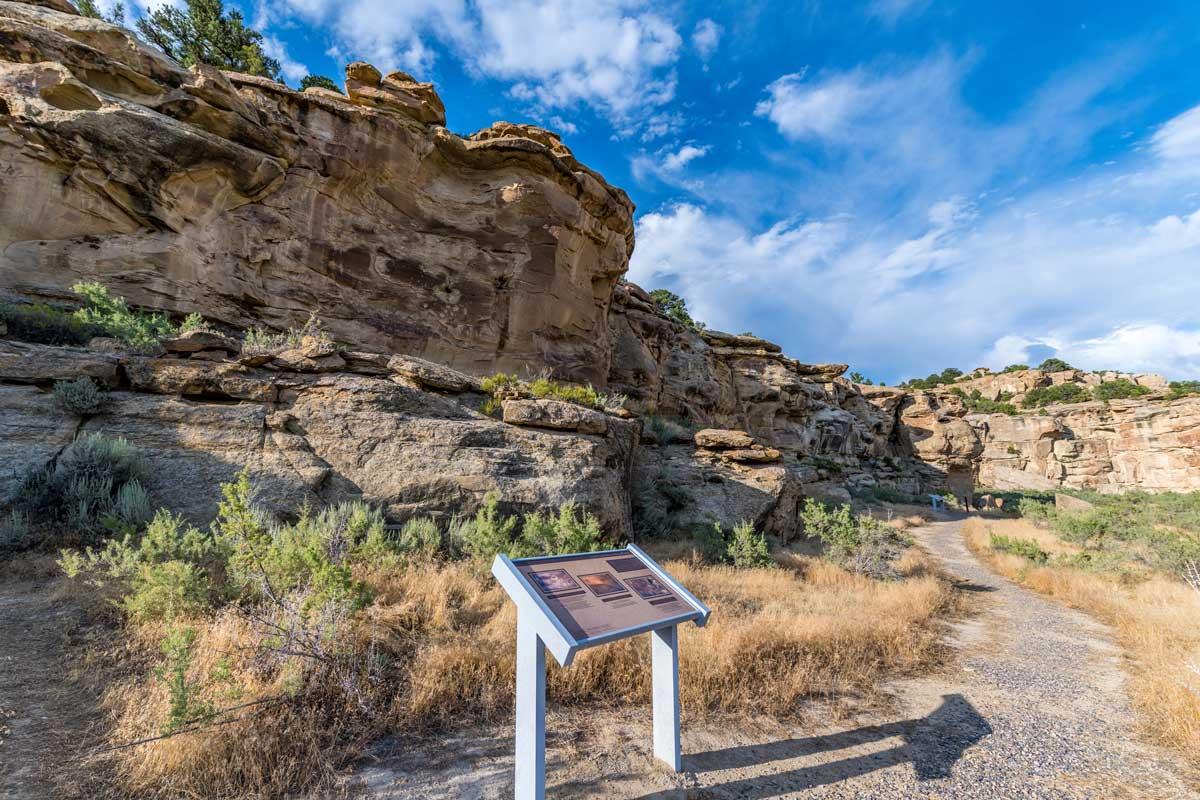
629,693 -> 992,799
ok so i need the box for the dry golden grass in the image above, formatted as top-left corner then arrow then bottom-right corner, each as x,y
963,517 -> 1200,766
102,549 -> 957,797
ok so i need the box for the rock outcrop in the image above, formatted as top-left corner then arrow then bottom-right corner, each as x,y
5,1 -> 1192,548
0,340 -> 639,535
970,398 -> 1200,493
0,0 -> 633,385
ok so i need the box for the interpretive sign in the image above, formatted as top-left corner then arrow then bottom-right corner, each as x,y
493,544 -> 710,800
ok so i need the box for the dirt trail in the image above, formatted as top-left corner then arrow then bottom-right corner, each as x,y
360,519 -> 1199,799
0,581 -> 104,800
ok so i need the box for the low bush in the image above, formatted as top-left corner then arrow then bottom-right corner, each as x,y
949,387 -> 1018,415
1166,380 -> 1200,401
989,533 -> 1049,563
71,282 -> 175,351
478,371 -> 618,413
727,520 -> 772,568
1002,363 -> 1030,373
632,467 -> 691,539
1021,383 -> 1093,408
460,493 -> 608,561
642,414 -> 693,444
1037,357 -> 1073,372
52,377 -> 106,415
1093,378 -> 1151,402
241,314 -> 331,356
178,313 -> 215,334
800,499 -> 911,579
0,510 -> 32,552
0,301 -> 104,345
12,434 -> 150,544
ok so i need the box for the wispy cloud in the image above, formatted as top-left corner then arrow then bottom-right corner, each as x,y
691,18 -> 721,61
270,0 -> 683,137
866,0 -> 931,26
633,53 -> 1200,380
262,35 -> 310,84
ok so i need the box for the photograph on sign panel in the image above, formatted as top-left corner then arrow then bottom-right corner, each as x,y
579,571 -> 628,597
624,574 -> 673,600
528,568 -> 579,595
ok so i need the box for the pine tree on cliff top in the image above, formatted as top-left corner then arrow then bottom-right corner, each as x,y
136,0 -> 280,81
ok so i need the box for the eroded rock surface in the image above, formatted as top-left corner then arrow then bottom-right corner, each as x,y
0,0 -> 633,385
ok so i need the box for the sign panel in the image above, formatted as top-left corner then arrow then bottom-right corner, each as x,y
512,548 -> 702,645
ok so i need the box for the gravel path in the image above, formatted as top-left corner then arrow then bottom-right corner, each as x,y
0,581 -> 105,800
365,519 -> 1199,799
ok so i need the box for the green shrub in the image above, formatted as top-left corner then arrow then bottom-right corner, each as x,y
59,508 -> 226,620
643,414 -> 692,444
13,434 -> 149,541
1021,383 -> 1093,408
648,288 -> 705,331
156,626 -> 215,733
901,367 -> 964,390
727,520 -> 772,568
52,377 -> 106,415
1166,380 -> 1200,401
240,314 -> 330,356
71,282 -> 175,351
948,387 -> 1018,415
461,493 -> 522,560
396,517 -> 441,558
693,521 -> 727,563
0,301 -> 104,346
1037,358 -> 1073,372
461,493 -> 608,560
478,371 -> 615,412
1002,364 -> 1030,373
178,313 -> 215,334
1093,379 -> 1151,402
989,534 -> 1049,563
0,510 -> 32,551
800,499 -> 909,579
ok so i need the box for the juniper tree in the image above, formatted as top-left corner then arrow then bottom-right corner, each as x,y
136,0 -> 280,80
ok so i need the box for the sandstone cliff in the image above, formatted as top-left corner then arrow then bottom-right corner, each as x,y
0,0 -> 632,385
4,1 -> 1191,547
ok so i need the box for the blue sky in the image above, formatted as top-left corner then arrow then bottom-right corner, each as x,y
106,0 -> 1200,383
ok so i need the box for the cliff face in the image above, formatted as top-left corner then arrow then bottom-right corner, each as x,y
0,0 -> 633,385
2,1 -> 1191,546
970,399 -> 1200,493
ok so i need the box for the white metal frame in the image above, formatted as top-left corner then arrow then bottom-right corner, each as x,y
492,545 -> 711,799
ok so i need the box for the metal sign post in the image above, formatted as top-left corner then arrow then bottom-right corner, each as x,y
493,544 -> 711,800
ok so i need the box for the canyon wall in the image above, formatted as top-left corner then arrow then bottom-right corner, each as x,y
1,1 -> 1193,548
0,0 -> 632,385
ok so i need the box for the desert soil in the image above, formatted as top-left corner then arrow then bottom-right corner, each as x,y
351,519 -> 1199,799
0,579 -> 108,800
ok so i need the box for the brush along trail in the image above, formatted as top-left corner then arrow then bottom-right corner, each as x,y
355,518 -> 1198,799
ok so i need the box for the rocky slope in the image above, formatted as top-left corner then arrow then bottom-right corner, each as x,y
946,369 -> 1200,493
1,0 -> 1193,546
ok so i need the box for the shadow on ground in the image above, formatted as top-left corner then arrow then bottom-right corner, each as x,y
625,694 -> 992,799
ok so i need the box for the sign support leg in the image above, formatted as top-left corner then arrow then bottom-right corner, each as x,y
651,624 -> 681,771
515,611 -> 546,800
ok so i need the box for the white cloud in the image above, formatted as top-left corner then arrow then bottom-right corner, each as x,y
691,18 -> 721,61
271,0 -> 681,134
631,115 -> 1200,380
262,35 -> 310,84
548,115 -> 579,135
661,144 -> 710,171
1151,105 -> 1200,162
